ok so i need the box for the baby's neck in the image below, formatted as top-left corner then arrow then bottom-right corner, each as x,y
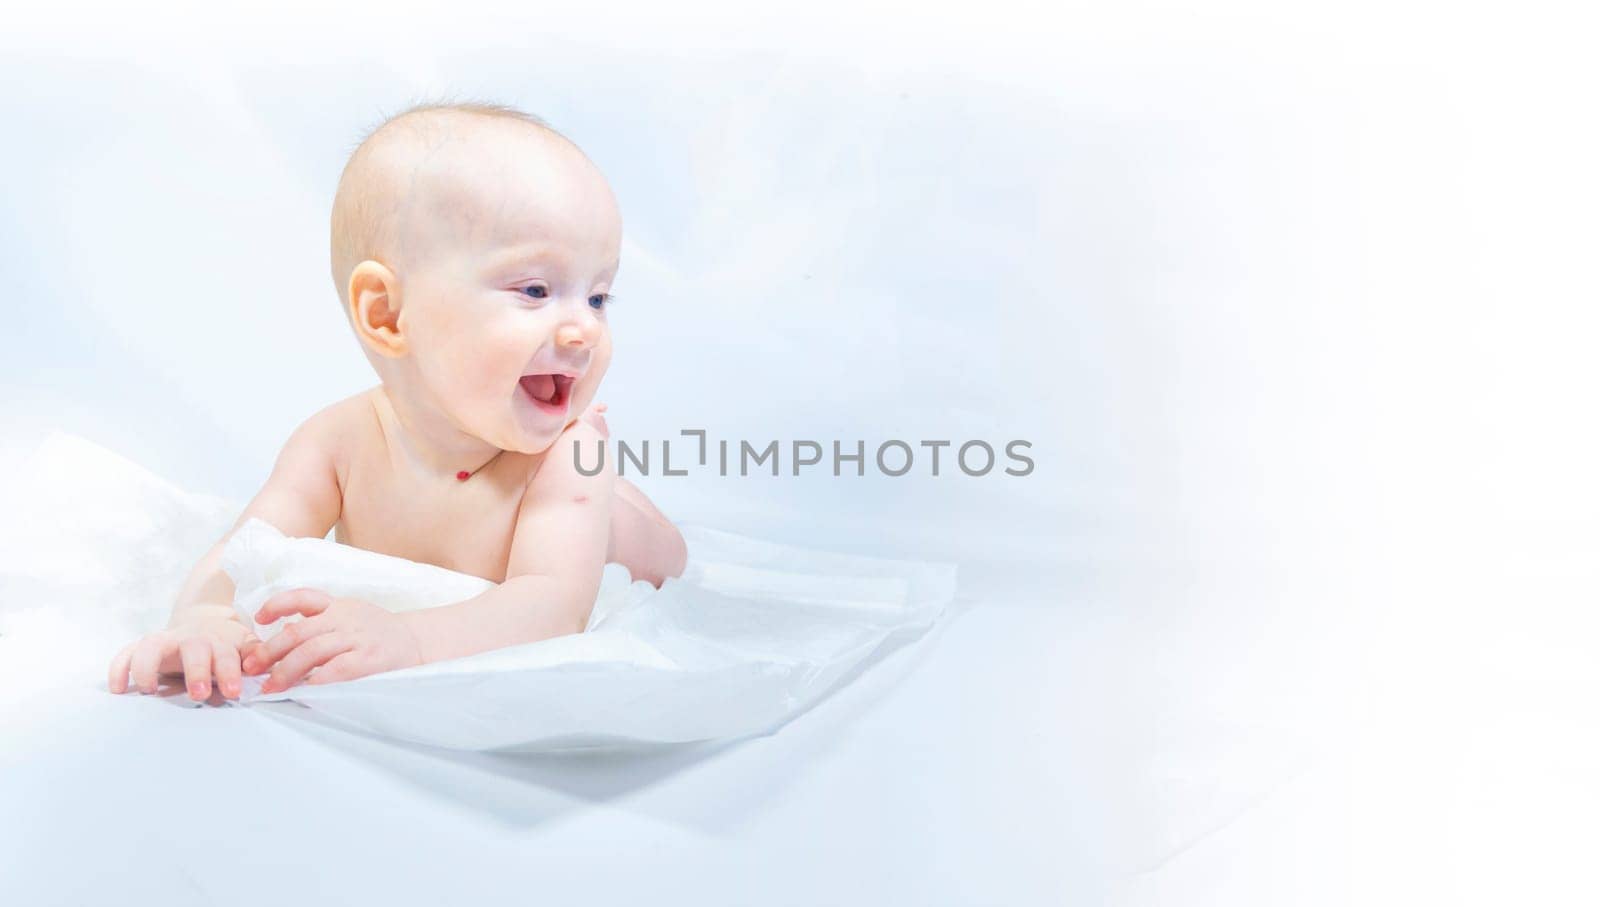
370,386 -> 505,483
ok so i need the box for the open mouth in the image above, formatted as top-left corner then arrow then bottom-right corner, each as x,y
519,373 -> 575,415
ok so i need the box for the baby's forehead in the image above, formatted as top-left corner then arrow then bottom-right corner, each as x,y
402,124 -> 620,259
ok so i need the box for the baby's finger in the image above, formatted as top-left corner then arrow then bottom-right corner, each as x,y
261,635 -> 353,694
236,632 -> 265,675
305,651 -> 365,686
235,630 -> 262,665
254,587 -> 333,625
108,640 -> 137,694
128,639 -> 168,694
178,637 -> 213,701
244,614 -> 333,675
581,404 -> 610,438
211,637 -> 242,700
129,635 -> 171,694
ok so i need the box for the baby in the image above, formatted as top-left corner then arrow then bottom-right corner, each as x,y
107,102 -> 687,702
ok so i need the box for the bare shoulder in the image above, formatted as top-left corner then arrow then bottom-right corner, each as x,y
505,417 -> 615,583
234,391 -> 376,540
523,418 -> 614,500
316,386 -> 385,435
270,387 -> 380,492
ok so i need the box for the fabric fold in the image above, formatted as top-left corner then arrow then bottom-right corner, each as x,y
3,430 -> 956,751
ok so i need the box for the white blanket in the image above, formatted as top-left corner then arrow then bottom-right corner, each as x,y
0,431 -> 954,751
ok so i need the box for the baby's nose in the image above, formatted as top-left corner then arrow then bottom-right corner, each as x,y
556,319 -> 597,348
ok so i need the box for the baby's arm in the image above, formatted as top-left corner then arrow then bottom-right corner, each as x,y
107,408 -> 343,698
609,477 -> 688,586
175,410 -> 344,615
399,419 -> 616,664
583,402 -> 686,586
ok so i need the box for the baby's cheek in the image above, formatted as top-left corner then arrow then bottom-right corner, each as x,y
457,333 -> 520,387
586,345 -> 613,388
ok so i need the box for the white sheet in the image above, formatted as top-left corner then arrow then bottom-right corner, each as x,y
1,431 -> 954,751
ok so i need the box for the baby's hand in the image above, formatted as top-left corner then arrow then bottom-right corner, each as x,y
580,401 -> 609,439
242,588 -> 422,692
107,605 -> 261,701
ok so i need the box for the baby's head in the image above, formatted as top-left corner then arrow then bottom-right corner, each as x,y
330,102 -> 621,455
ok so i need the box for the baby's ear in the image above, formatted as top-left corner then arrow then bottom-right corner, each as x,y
348,260 -> 406,357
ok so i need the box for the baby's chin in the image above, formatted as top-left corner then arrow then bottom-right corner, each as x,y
495,426 -> 564,456
502,407 -> 585,456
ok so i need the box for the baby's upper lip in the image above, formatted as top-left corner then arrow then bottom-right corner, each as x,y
522,365 -> 585,379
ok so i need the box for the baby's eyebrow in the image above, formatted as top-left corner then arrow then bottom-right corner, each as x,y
490,245 -> 618,280
489,245 -> 559,269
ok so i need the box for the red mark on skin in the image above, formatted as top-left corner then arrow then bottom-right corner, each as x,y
573,494 -> 589,503
456,471 -> 470,481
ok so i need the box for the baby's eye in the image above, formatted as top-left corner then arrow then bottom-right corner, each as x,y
521,285 -> 548,299
588,293 -> 611,310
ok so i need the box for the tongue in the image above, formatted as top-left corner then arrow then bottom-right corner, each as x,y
525,374 -> 557,403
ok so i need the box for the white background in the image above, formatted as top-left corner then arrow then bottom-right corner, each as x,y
2,1 -> 1597,903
